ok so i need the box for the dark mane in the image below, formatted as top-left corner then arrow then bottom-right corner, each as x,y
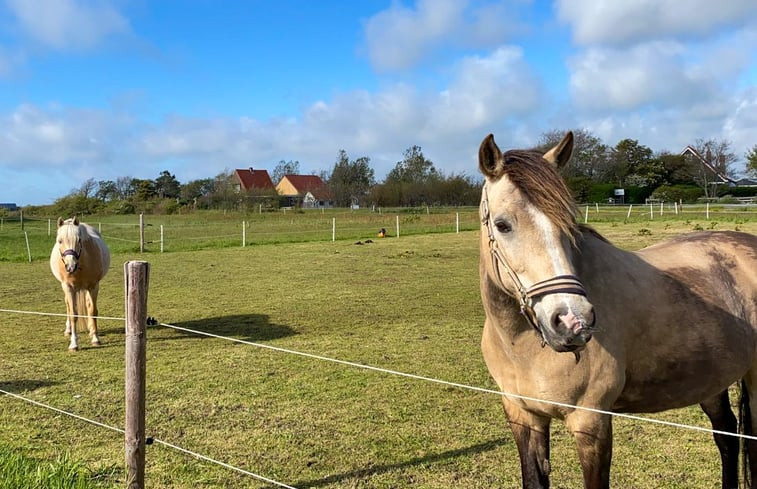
500,149 -> 580,242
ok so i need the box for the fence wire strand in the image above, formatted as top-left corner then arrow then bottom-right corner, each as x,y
0,388 -> 298,488
1,307 -> 754,443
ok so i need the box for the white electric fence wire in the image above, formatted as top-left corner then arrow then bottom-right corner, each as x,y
2,307 -> 757,443
0,388 -> 298,489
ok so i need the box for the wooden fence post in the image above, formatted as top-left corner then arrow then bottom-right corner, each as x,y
124,261 -> 149,489
139,214 -> 145,253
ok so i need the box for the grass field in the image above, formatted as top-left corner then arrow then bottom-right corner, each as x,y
1,207 -> 757,488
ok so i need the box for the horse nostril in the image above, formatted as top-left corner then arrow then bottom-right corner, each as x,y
587,306 -> 596,327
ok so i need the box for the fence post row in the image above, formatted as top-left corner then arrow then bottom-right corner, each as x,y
125,261 -> 150,489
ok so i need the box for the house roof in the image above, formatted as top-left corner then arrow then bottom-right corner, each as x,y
280,174 -> 332,200
234,168 -> 275,191
679,146 -> 735,184
734,178 -> 757,187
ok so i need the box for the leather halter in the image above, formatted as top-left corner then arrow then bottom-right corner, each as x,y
480,186 -> 587,336
60,248 -> 80,260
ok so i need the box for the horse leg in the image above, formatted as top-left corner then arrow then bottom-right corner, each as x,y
565,411 -> 612,489
700,390 -> 739,489
742,374 -> 757,488
86,285 -> 101,346
62,283 -> 78,351
502,398 -> 551,488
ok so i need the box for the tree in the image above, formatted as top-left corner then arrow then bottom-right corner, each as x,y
327,150 -> 375,207
206,170 -> 237,210
746,145 -> 757,177
538,129 -> 609,180
96,180 -> 118,202
386,145 -> 437,183
688,138 -> 737,198
656,152 -> 696,186
115,176 -> 135,199
383,145 -> 439,206
599,139 -> 654,187
272,160 -> 300,184
131,179 -> 156,202
181,178 -> 215,207
154,170 -> 181,199
75,178 -> 98,198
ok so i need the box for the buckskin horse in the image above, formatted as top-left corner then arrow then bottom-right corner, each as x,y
50,217 -> 110,351
478,132 -> 757,488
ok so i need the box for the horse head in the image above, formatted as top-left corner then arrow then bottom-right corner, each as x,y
56,216 -> 83,274
478,132 -> 595,353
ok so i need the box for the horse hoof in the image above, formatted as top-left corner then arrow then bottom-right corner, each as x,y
68,346 -> 79,352
92,340 -> 102,346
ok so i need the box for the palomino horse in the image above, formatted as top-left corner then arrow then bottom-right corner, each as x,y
478,132 -> 757,488
50,217 -> 110,351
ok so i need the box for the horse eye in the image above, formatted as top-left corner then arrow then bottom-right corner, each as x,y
494,219 -> 512,233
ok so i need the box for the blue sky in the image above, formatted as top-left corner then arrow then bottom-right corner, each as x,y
1,0 -> 757,206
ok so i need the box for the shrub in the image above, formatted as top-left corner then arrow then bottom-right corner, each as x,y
651,185 -> 703,204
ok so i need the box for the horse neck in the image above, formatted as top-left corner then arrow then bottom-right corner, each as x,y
571,226 -> 632,282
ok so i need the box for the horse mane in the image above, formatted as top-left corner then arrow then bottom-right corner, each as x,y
500,149 -> 581,243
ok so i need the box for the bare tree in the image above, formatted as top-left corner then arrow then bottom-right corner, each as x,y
687,138 -> 737,198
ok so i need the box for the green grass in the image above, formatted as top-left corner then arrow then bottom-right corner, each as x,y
0,444 -> 118,488
1,210 -> 757,488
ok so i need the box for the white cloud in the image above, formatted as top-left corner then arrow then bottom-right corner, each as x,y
556,0 -> 757,46
5,0 -> 130,50
0,44 -> 546,204
569,42 -> 717,111
428,46 -> 543,133
3,104 -> 114,166
363,0 -> 465,71
362,0 -> 522,71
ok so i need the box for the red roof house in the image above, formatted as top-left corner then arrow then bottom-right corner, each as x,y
276,175 -> 333,208
233,167 -> 275,192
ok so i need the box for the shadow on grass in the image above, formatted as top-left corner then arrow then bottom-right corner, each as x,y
266,437 -> 509,489
157,314 -> 297,343
0,380 -> 58,393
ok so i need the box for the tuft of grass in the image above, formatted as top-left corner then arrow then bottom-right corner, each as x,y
0,445 -> 119,488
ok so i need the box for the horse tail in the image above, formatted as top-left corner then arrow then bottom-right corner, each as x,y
740,379 -> 752,488
73,288 -> 89,333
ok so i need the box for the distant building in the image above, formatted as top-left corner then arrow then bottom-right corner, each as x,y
734,178 -> 757,187
276,175 -> 333,208
679,146 -> 735,186
233,168 -> 276,192
0,203 -> 19,211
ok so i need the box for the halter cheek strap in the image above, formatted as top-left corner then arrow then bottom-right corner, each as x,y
480,186 -> 587,337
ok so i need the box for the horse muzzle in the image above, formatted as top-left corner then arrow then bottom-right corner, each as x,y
537,300 -> 595,353
61,248 -> 80,274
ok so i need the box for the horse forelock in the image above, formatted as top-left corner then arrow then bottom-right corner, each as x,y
496,149 -> 580,244
57,220 -> 90,248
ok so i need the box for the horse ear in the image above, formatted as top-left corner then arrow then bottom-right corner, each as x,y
57,217 -> 64,228
479,134 -> 504,179
72,216 -> 79,225
543,131 -> 574,169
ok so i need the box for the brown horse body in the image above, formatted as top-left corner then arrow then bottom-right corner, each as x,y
479,133 -> 757,488
50,217 -> 110,351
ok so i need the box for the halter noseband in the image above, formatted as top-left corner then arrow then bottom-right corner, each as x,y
60,248 -> 80,260
480,186 -> 587,337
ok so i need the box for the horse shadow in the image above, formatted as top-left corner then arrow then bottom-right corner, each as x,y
261,437 -> 509,488
0,380 -> 59,393
156,314 -> 297,343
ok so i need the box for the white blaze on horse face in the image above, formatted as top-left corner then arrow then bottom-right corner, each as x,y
526,206 -> 572,278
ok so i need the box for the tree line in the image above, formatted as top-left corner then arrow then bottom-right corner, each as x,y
25,129 -> 757,217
